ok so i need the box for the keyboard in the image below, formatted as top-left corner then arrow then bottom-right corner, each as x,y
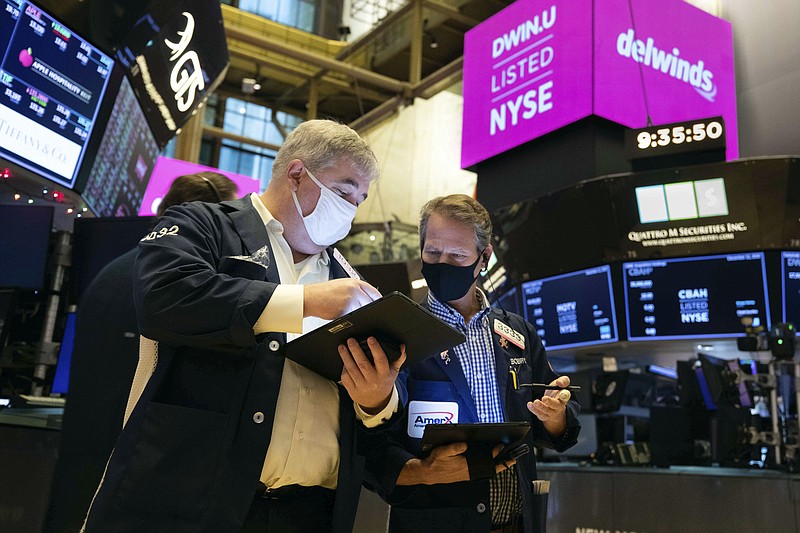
16,395 -> 66,407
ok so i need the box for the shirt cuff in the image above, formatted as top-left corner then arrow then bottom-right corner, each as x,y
253,284 -> 304,334
354,385 -> 399,428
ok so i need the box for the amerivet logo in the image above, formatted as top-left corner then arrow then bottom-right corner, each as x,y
616,29 -> 717,102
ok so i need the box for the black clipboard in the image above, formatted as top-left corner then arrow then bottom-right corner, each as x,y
283,291 -> 466,381
420,422 -> 531,455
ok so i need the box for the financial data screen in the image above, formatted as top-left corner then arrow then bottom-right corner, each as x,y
522,265 -> 618,350
0,0 -> 114,187
624,253 -> 770,340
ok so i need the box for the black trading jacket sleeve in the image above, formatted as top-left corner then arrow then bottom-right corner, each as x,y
132,202 -> 276,350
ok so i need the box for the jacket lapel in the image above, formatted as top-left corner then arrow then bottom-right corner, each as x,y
435,344 -> 480,422
223,197 -> 280,284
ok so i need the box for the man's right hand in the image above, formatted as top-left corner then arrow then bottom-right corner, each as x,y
396,443 -> 514,486
303,278 -> 382,319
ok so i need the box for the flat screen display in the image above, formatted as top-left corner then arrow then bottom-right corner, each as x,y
521,265 -> 618,351
69,216 -> 155,305
51,310 -> 75,394
783,251 -> 800,325
0,0 -> 114,188
81,74 -> 159,216
0,204 -> 52,289
623,252 -> 770,340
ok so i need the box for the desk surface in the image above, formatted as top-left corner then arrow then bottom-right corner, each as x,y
0,407 -> 63,430
539,461 -> 797,479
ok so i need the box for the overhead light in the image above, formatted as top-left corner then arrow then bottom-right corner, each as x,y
241,77 -> 260,95
423,18 -> 438,49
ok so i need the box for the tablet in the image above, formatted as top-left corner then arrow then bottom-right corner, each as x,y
421,422 -> 531,455
283,291 -> 466,381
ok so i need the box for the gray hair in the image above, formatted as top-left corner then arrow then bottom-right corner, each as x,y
419,194 -> 493,252
272,119 -> 379,182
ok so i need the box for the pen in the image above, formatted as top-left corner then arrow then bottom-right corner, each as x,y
520,384 -> 581,391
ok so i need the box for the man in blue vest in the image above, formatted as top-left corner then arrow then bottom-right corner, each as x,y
364,194 -> 580,533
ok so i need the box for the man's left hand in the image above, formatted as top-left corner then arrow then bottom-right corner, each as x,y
339,337 -> 406,414
526,375 -> 570,437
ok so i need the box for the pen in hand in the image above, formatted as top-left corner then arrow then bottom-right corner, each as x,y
520,384 -> 581,391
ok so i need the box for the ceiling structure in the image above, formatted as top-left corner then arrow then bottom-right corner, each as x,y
219,0 -> 515,134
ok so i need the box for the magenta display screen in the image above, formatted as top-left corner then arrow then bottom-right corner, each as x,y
139,156 -> 260,216
593,0 -> 737,160
461,0 -> 737,167
462,0 -> 593,168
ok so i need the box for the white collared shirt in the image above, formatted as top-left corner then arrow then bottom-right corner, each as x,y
249,194 -> 397,489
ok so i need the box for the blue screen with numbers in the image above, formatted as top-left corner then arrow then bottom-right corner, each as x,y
623,253 -> 771,341
521,265 -> 619,351
0,0 -> 114,188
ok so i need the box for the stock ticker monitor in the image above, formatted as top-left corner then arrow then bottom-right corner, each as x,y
80,73 -> 160,217
0,0 -> 114,188
783,251 -> 800,325
521,264 -> 619,351
623,252 -> 771,341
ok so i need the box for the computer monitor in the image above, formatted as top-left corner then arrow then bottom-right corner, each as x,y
51,310 -> 75,395
0,0 -> 115,189
69,216 -> 155,304
521,264 -> 618,351
696,353 -> 752,410
0,288 -> 17,350
623,252 -> 771,340
782,251 -> 800,325
79,72 -> 160,216
0,204 -> 53,290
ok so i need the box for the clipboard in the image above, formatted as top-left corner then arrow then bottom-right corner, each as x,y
283,291 -> 466,381
420,422 -> 531,455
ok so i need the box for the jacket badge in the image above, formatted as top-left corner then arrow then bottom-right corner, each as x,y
493,319 -> 525,349
440,350 -> 450,365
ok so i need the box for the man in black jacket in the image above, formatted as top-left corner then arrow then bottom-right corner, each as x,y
83,120 -> 404,533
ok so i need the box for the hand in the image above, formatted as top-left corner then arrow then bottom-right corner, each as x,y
303,278 -> 381,320
339,337 -> 406,413
396,443 -> 515,486
526,375 -> 570,437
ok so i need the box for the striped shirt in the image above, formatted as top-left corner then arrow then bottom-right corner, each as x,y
426,290 -> 521,526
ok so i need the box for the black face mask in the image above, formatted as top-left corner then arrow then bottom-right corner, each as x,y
421,256 -> 482,303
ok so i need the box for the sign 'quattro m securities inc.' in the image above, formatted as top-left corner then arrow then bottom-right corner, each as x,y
461,0 -> 736,168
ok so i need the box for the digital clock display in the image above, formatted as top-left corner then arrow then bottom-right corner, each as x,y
625,116 -> 726,160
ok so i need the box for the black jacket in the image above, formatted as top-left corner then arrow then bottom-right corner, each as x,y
83,197 -> 396,532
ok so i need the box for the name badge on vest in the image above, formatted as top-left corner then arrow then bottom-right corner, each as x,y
494,319 -> 525,350
333,248 -> 360,279
407,400 -> 459,439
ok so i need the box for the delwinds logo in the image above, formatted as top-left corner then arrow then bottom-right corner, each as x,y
616,29 -> 717,102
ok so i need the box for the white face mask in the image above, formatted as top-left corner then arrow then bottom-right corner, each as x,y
291,165 -> 357,246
